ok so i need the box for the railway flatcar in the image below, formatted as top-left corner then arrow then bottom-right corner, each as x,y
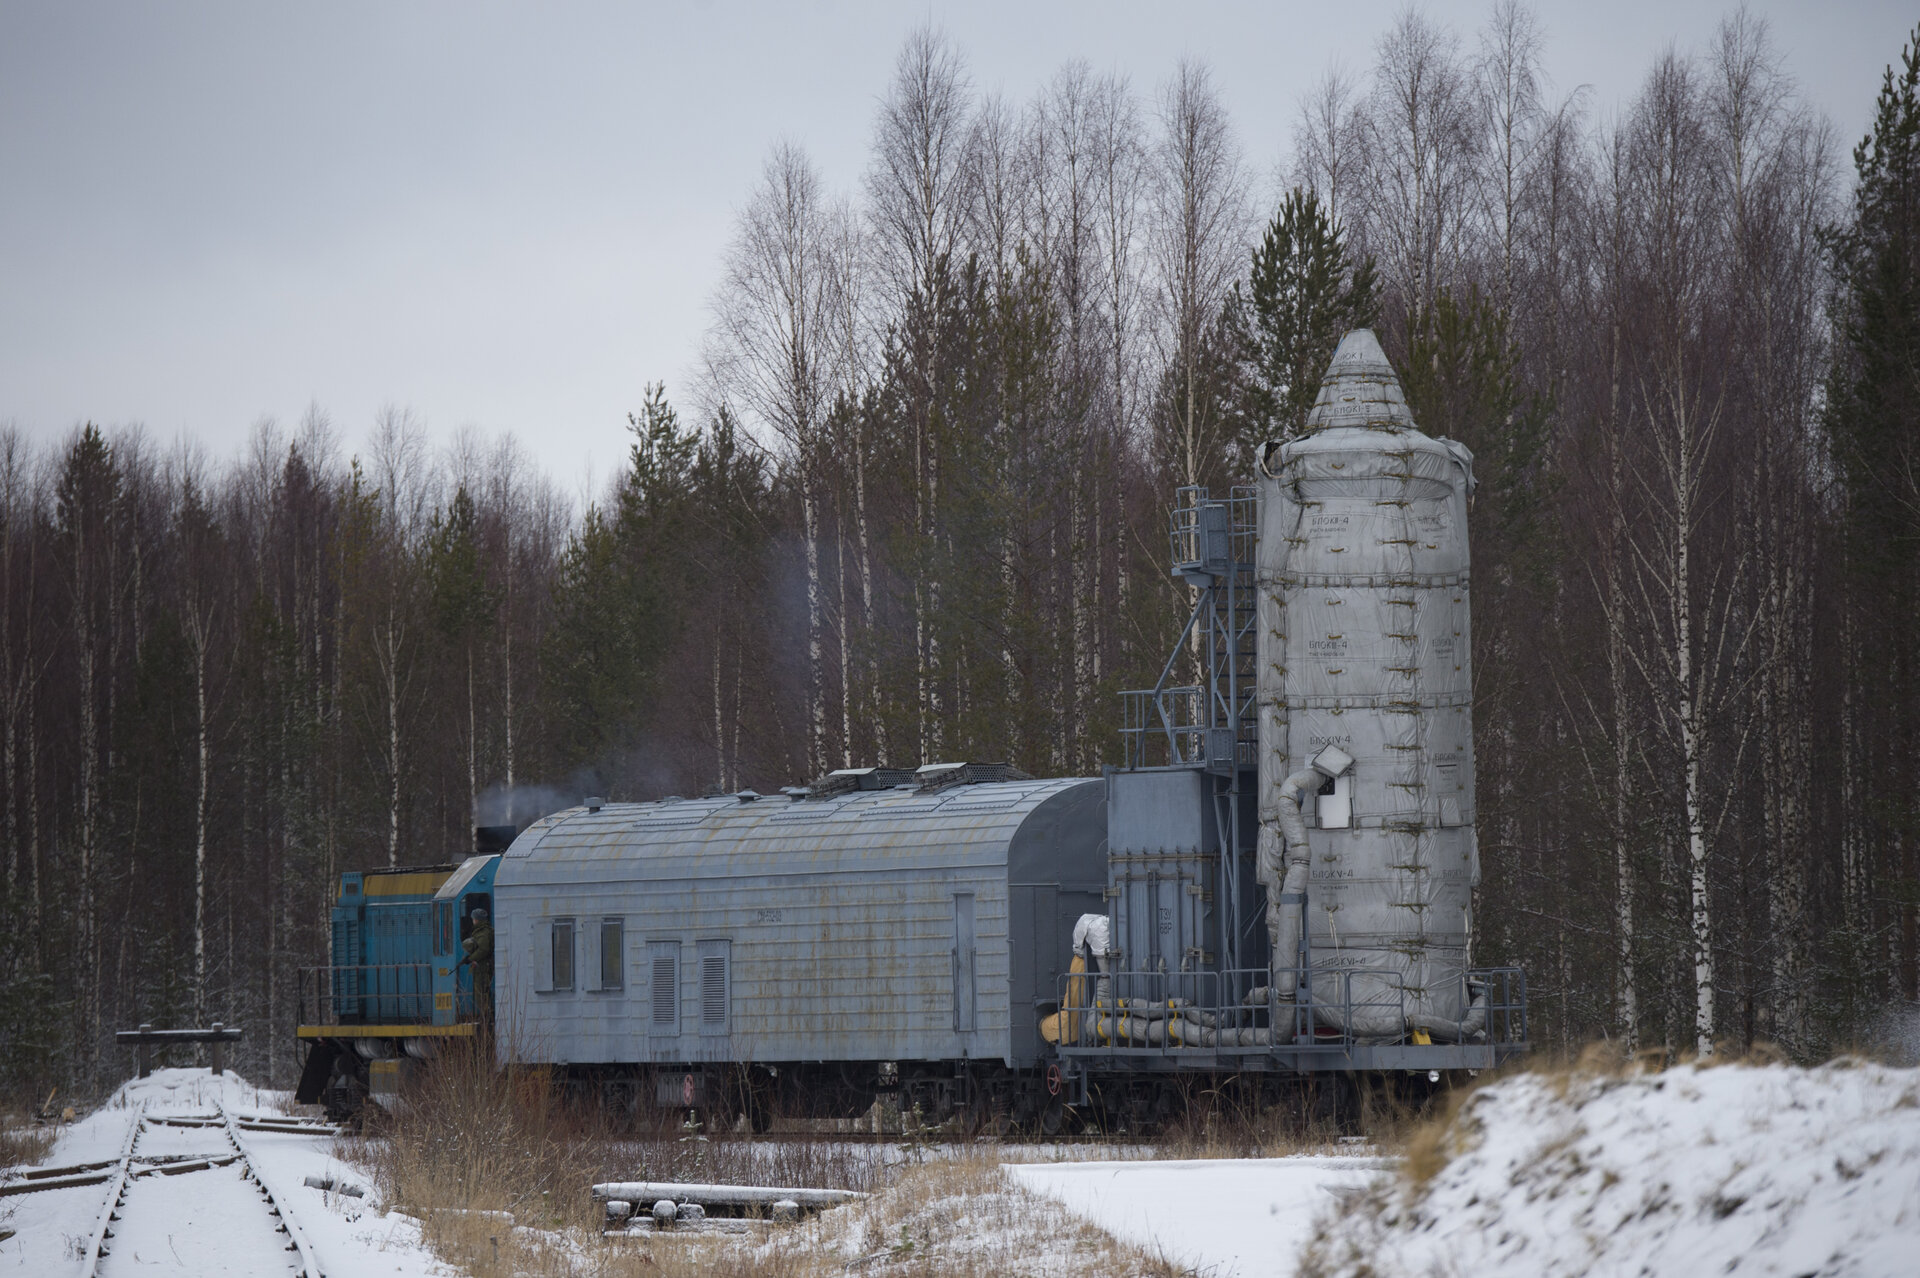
295,330 -> 1529,1129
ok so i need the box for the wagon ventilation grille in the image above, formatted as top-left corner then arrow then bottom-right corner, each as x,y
650,951 -> 677,1028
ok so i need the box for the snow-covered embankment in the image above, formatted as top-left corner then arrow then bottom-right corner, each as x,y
1305,1059 -> 1920,1278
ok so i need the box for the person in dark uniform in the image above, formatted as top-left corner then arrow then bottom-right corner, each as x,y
456,906 -> 494,1021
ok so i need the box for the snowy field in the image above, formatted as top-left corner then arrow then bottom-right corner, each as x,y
1005,1154 -> 1387,1275
1303,1058 -> 1920,1278
0,1068 -> 448,1277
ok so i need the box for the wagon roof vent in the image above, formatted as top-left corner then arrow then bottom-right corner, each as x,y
913,761 -> 1033,794
805,767 -> 920,799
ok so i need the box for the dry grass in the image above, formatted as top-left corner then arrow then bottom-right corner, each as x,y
345,1043 -> 615,1277
341,1047 -> 1182,1278
1151,1075 -> 1359,1158
0,1108 -> 54,1169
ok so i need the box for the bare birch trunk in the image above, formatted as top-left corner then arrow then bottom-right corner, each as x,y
856,428 -> 883,764
27,689 -> 39,956
804,476 -> 825,777
74,524 -> 100,1072
1672,392 -> 1714,1058
1841,593 -> 1865,936
837,531 -> 851,766
1608,320 -> 1637,1054
503,624 -> 515,823
383,600 -> 403,867
1,502 -> 15,898
466,644 -> 477,832
192,613 -> 211,1026
926,442 -> 942,761
1066,482 -> 1085,768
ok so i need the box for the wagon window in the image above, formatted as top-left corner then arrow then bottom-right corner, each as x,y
599,919 -> 624,991
551,918 -> 575,991
697,939 -> 730,1036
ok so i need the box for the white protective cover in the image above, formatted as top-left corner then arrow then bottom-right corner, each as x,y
1255,329 -> 1479,1035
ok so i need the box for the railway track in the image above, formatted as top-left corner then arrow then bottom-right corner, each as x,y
52,1101 -> 331,1278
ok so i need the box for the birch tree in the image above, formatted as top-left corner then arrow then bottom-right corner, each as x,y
866,27 -> 973,760
1474,0 -> 1546,315
1149,58 -> 1249,494
1620,52 -> 1761,1057
710,141 -> 845,776
1364,10 -> 1481,327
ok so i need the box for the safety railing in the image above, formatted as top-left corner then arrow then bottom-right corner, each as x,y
1473,966 -> 1528,1049
1054,966 -> 1528,1058
1119,685 -> 1208,769
298,963 -> 436,1025
1168,485 -> 1259,577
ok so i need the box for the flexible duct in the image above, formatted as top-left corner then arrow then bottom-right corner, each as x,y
1266,763 -> 1333,998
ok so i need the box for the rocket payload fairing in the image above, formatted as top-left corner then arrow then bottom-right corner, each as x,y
1255,329 -> 1483,1039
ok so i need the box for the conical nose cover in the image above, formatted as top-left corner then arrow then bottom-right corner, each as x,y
1303,328 -> 1416,433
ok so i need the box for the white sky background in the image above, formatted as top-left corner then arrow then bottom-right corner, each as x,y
2,0 -> 1911,504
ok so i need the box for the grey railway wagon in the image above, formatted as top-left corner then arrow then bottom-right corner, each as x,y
493,778 -> 1105,1072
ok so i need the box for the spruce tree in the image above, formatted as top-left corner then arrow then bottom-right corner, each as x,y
1232,187 -> 1379,450
1827,24 -> 1920,584
546,384 -> 701,780
1823,23 -> 1920,1009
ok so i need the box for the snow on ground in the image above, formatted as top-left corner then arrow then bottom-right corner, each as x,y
0,1068 -> 451,1278
1005,1155 -> 1387,1277
1305,1059 -> 1920,1278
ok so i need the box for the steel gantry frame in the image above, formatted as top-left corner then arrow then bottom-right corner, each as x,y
1118,485 -> 1260,975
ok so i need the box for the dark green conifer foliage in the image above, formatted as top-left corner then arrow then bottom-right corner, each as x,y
426,488 -> 494,645
1402,288 -> 1554,586
1827,25 -> 1920,584
1823,24 -> 1920,1006
1232,188 -> 1380,450
548,384 -> 700,774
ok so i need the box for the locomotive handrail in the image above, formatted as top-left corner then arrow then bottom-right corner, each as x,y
298,963 -> 436,1025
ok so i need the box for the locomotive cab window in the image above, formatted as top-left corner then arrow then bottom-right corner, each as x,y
598,919 -> 624,991
549,918 -> 575,991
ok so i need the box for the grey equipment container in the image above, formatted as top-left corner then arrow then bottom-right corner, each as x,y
1256,329 -> 1483,1040
491,778 -> 1105,1073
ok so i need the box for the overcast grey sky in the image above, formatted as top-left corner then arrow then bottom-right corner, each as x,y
2,1 -> 1910,498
